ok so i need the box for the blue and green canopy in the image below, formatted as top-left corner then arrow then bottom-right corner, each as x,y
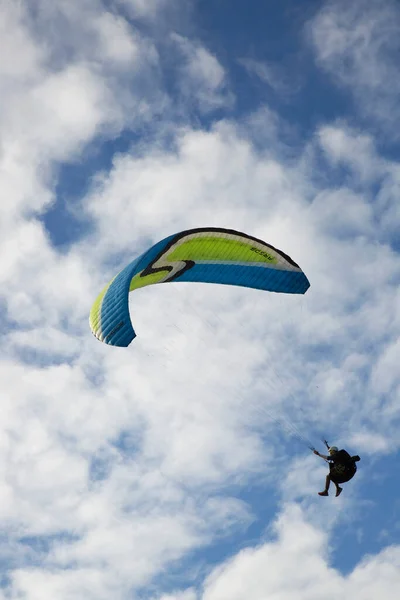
89,227 -> 310,347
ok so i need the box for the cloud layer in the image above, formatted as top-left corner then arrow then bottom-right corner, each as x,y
0,0 -> 399,598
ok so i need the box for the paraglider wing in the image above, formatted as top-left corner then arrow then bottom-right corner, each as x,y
89,227 -> 310,347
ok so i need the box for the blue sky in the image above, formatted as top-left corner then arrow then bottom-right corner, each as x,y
0,0 -> 400,598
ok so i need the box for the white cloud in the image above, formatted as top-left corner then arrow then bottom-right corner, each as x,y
308,0 -> 400,137
94,12 -> 141,66
155,592 -> 197,600
238,58 -> 298,97
0,1 -> 399,598
370,338 -> 400,397
171,34 -> 233,113
198,504 -> 400,600
117,0 -> 171,21
311,188 -> 374,238
0,0 -> 167,229
0,0 -> 45,82
348,430 -> 391,454
318,125 -> 383,183
2,109 -> 400,593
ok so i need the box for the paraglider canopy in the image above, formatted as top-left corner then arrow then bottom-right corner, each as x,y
89,227 -> 310,347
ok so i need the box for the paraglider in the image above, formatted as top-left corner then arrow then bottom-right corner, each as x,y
89,227 -> 310,347
314,441 -> 360,497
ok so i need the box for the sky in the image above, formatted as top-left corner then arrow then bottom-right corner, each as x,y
0,0 -> 399,598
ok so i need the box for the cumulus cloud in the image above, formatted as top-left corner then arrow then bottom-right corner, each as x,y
0,0 -> 399,598
197,504 -> 400,600
0,0 -> 161,231
170,33 -> 233,113
308,0 -> 400,139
